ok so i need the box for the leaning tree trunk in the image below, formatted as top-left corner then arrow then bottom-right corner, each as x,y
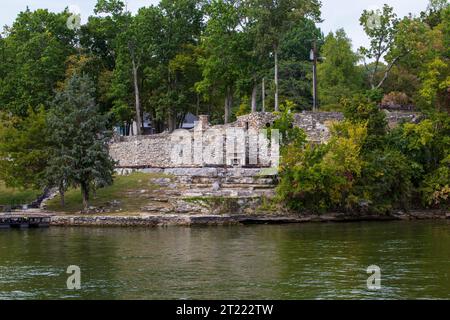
81,182 -> 90,212
274,45 -> 279,112
251,84 -> 257,113
59,183 -> 65,208
131,58 -> 143,136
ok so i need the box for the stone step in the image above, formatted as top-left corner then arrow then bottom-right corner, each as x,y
141,202 -> 174,213
183,183 -> 275,190
145,197 -> 170,202
222,183 -> 275,189
162,167 -> 278,178
180,189 -> 275,198
181,177 -> 276,184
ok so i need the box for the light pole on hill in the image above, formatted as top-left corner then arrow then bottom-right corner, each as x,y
310,40 -> 318,112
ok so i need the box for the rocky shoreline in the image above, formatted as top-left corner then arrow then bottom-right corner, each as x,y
49,210 -> 450,227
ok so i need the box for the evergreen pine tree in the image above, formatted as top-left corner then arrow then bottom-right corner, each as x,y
47,74 -> 116,212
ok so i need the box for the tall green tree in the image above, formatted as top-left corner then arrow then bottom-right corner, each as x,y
197,0 -> 248,123
0,107 -> 50,190
109,0 -> 203,133
156,0 -> 204,131
422,0 -> 449,27
318,29 -> 363,110
106,4 -> 151,135
79,0 -> 129,116
81,0 -> 127,70
263,17 -> 322,111
0,8 -> 76,116
359,4 -> 433,93
47,74 -> 115,211
248,0 -> 321,111
381,1 -> 449,111
359,4 -> 399,90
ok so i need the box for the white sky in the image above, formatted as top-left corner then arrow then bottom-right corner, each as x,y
1,0 -> 431,50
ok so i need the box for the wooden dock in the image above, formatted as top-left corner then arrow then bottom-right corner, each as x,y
0,213 -> 52,229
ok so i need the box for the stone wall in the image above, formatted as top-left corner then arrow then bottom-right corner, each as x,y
109,111 -> 420,168
109,133 -> 172,167
234,112 -> 277,129
293,112 -> 344,142
384,111 -> 422,127
234,111 -> 344,143
109,118 -> 279,168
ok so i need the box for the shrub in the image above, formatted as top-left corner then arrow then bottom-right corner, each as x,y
356,149 -> 414,213
277,121 -> 367,213
342,95 -> 387,150
271,100 -> 306,149
421,165 -> 450,208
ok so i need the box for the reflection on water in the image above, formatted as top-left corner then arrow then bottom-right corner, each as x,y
0,221 -> 449,299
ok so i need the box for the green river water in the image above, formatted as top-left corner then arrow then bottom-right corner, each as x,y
0,220 -> 449,299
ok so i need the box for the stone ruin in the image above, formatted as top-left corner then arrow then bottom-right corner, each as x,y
109,110 -> 420,169
107,111 -> 421,215
109,112 -> 341,169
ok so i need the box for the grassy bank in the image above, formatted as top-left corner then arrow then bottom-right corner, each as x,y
46,172 -> 170,214
0,181 -> 41,206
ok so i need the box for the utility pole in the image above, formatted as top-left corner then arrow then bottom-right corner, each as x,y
310,40 -> 318,112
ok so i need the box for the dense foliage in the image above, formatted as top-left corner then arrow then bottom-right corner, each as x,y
277,100 -> 450,213
0,107 -> 50,189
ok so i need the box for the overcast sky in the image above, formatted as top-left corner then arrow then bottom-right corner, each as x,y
1,0 -> 431,50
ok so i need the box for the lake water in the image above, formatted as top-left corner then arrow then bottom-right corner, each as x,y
0,221 -> 449,300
